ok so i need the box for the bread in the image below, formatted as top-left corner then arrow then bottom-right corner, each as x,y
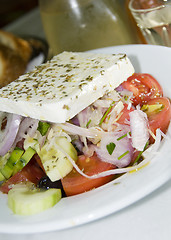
0,30 -> 32,87
0,30 -> 32,63
0,44 -> 27,88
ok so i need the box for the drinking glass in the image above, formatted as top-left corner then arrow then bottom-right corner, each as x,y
39,0 -> 141,56
129,0 -> 171,47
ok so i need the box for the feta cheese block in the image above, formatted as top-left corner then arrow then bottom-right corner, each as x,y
0,51 -> 134,123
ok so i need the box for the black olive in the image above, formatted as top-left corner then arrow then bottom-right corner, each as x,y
38,176 -> 66,197
38,176 -> 59,189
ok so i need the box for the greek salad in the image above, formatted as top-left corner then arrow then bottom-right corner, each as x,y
0,72 -> 170,215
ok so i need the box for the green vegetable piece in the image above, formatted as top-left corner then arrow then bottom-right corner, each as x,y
0,152 -> 10,169
6,147 -> 24,169
0,148 -> 24,179
37,121 -> 50,136
99,101 -> 115,126
106,142 -> 116,155
133,141 -> 149,164
13,147 -> 36,175
117,132 -> 131,141
118,150 -> 129,160
0,164 -> 12,180
0,171 -> 5,181
86,119 -> 91,128
8,183 -> 61,215
0,152 -> 10,180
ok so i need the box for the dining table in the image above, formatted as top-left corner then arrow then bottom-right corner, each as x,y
1,7 -> 171,240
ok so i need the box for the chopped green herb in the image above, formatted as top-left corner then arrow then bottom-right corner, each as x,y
124,95 -> 128,101
106,142 -> 116,155
86,119 -> 91,128
99,102 -> 115,125
37,121 -> 50,136
63,104 -> 70,110
133,141 -> 149,164
117,132 -> 131,141
118,150 -> 129,160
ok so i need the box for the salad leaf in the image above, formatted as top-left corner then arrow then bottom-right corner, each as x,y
106,142 -> 116,155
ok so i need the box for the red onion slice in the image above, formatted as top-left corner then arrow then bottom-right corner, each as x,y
15,117 -> 39,143
57,122 -> 105,139
129,109 -> 149,151
0,112 -> 22,156
95,130 -> 133,168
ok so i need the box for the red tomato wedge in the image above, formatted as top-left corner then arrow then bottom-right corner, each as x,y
0,158 -> 45,194
142,97 -> 171,140
102,104 -> 134,125
121,73 -> 163,106
34,153 -> 45,172
61,154 -> 116,196
117,104 -> 134,124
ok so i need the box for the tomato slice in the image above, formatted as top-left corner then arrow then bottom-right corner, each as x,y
121,73 -> 163,106
142,97 -> 171,140
0,158 -> 45,194
61,154 -> 116,196
117,104 -> 134,124
103,104 -> 134,125
34,153 -> 45,172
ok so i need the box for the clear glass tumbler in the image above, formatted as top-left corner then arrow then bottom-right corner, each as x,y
39,0 -> 141,56
129,0 -> 171,47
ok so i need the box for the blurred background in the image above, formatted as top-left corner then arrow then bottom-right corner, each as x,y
1,0 -> 145,51
0,0 -> 39,28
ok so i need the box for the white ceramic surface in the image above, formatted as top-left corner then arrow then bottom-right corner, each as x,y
0,44 -> 171,234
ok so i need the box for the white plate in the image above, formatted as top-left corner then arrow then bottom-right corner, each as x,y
0,44 -> 171,234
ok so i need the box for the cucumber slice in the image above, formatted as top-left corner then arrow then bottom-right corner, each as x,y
24,135 -> 40,152
0,152 -> 12,181
8,183 -> 61,215
0,164 -> 13,180
0,152 -> 10,169
38,137 -> 77,182
0,148 -> 24,179
0,171 -> 5,181
7,147 -> 24,169
0,147 -> 35,179
13,147 -> 36,175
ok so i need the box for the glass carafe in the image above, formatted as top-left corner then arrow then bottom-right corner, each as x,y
39,0 -> 141,55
